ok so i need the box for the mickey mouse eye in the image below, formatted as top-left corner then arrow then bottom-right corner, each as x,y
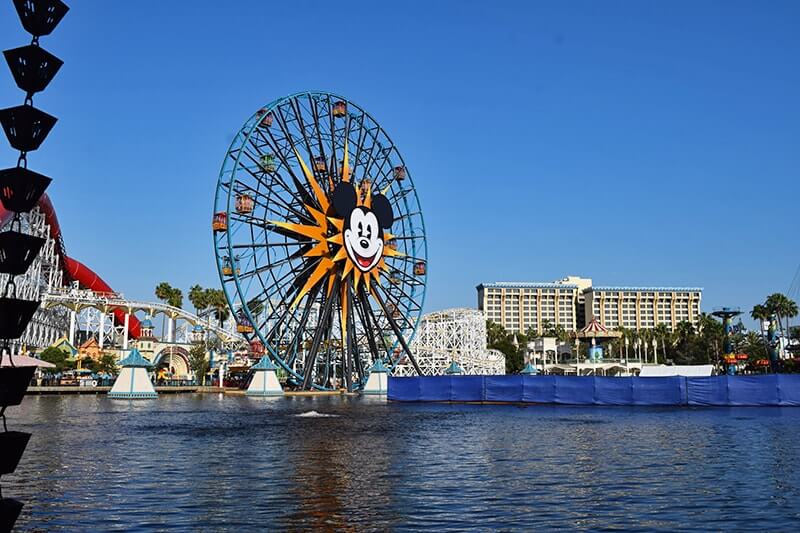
366,225 -> 372,239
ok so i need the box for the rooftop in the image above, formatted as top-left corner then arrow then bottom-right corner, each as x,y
477,282 -> 578,290
587,286 -> 703,293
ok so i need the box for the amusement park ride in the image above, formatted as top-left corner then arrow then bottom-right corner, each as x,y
0,90 -> 507,390
213,91 -> 429,391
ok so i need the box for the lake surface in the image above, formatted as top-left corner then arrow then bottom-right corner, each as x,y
6,394 -> 800,531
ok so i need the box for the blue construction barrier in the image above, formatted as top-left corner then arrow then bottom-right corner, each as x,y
387,375 -> 800,406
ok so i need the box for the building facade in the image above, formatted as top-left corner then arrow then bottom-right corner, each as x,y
584,287 -> 702,331
477,278 -> 591,334
478,277 -> 702,334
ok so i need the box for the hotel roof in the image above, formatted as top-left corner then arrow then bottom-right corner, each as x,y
477,282 -> 578,290
587,286 -> 703,293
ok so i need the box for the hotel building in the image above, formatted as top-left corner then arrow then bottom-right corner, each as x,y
477,277 -> 702,334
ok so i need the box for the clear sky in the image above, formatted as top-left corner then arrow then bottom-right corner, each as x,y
1,1 -> 798,325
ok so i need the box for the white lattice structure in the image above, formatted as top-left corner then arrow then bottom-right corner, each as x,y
1,208 -> 245,354
395,308 -> 505,376
1,208 -> 69,352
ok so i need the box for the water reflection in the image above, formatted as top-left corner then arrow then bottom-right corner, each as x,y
6,397 -> 800,531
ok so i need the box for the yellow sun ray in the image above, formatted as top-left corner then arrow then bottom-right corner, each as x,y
304,240 -> 329,258
291,258 -> 333,309
341,260 -> 354,280
383,248 -> 404,258
326,272 -> 337,296
327,233 -> 344,246
332,247 -> 348,263
305,205 -> 328,229
327,217 -> 344,231
269,220 -> 325,241
293,148 -> 329,211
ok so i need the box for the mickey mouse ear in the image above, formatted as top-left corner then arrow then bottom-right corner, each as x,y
372,194 -> 394,229
332,182 -> 357,217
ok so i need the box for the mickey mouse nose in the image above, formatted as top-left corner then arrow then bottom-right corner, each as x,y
360,239 -> 369,248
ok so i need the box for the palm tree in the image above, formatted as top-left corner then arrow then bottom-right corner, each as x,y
205,288 -> 230,327
751,303 -> 771,354
766,293 -> 798,337
155,282 -> 172,304
653,323 -> 670,361
639,329 -> 653,364
189,285 -> 208,315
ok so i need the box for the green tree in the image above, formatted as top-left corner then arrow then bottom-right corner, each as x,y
673,321 -> 695,364
485,321 -> 525,374
98,353 -> 118,375
486,320 -> 508,347
189,284 -> 208,314
155,282 -> 183,309
742,331 -> 767,360
155,282 -> 172,303
189,343 -> 209,385
653,323 -> 671,360
167,288 -> 183,309
765,293 -> 798,336
39,346 -> 71,372
205,288 -> 230,327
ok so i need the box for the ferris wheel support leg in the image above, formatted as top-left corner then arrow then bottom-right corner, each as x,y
372,286 -> 422,376
302,279 -> 339,390
355,290 -> 380,364
347,286 -> 365,386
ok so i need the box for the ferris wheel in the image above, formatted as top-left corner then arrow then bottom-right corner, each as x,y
213,91 -> 427,391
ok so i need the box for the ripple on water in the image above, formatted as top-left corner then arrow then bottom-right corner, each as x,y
5,396 -> 800,531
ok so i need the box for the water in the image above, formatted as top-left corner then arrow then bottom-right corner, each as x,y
6,395 -> 800,531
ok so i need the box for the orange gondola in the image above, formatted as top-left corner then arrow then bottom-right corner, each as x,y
414,261 -> 426,276
332,100 -> 347,118
212,212 -> 227,232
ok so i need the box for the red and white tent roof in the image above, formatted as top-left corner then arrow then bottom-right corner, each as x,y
578,318 -> 620,338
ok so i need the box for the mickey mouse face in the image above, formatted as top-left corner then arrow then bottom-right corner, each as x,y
332,182 -> 394,273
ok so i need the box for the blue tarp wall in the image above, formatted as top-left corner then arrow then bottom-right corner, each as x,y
388,375 -> 800,406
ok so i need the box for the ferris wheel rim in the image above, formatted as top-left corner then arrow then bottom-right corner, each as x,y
213,90 -> 428,389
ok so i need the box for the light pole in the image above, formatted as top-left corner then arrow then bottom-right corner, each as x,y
652,338 -> 658,365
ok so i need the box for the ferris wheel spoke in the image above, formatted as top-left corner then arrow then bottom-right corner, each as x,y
288,98 -> 323,177
358,285 -> 393,357
307,94 -> 336,189
302,278 -> 339,389
371,284 -> 421,374
238,252 -> 311,280
282,280 -> 322,366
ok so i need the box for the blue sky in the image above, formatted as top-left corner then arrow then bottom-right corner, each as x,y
1,1 -> 798,325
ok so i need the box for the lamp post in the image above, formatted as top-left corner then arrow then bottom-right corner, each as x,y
652,338 -> 658,365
